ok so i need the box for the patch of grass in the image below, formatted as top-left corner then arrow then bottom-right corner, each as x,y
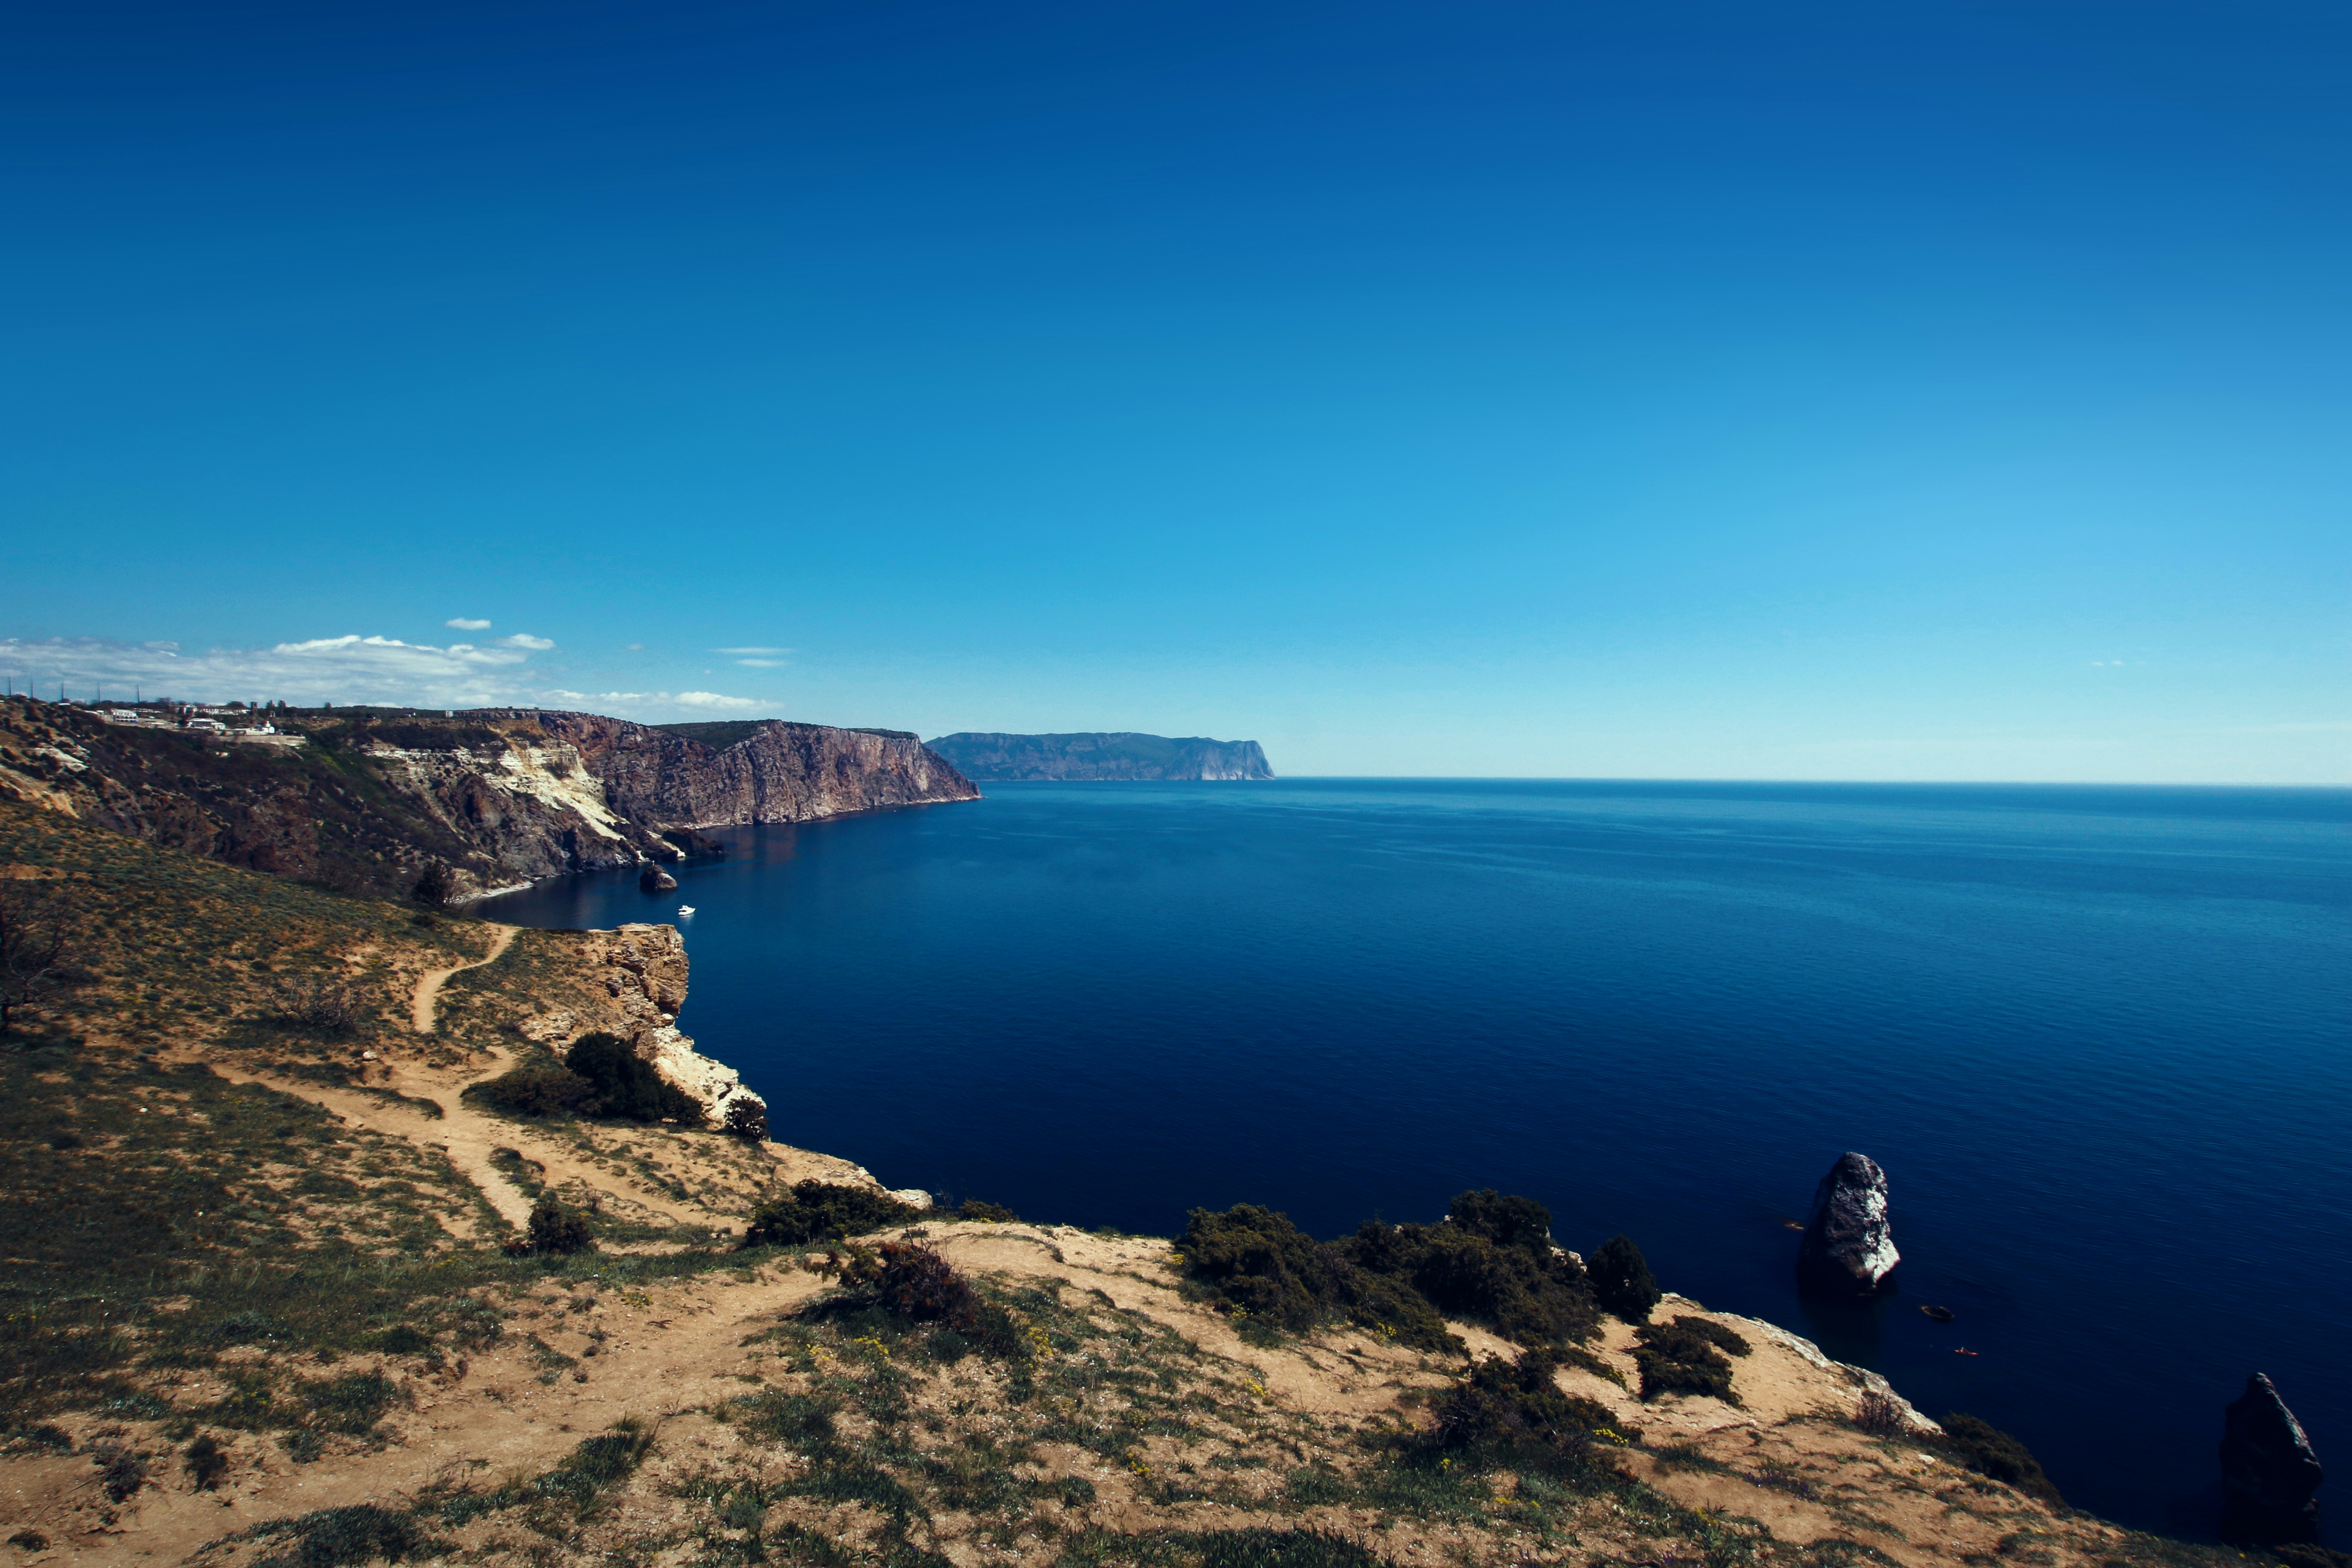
209,1502 -> 440,1568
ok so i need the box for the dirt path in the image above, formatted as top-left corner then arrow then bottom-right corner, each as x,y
412,922 -> 519,1033
202,1047 -> 744,1234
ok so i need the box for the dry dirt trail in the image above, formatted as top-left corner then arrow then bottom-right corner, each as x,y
198,921 -> 738,1236
412,922 -> 519,1033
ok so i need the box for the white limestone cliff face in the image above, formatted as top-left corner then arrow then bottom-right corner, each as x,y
515,921 -> 765,1127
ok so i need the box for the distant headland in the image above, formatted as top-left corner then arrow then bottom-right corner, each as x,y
926,731 -> 1274,781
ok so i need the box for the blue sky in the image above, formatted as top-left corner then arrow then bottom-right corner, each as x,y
2,1 -> 2345,780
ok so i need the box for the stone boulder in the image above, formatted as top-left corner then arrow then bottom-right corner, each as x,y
2221,1373 -> 2323,1544
1797,1152 -> 1899,1295
639,864 -> 678,894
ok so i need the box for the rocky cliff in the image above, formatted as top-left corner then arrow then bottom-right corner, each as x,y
539,714 -> 977,828
0,698 -> 977,901
926,730 -> 1274,781
511,920 -> 765,1130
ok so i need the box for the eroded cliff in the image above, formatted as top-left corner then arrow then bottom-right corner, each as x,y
0,698 -> 977,900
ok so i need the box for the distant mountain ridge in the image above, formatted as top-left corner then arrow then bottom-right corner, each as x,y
926,731 -> 1274,781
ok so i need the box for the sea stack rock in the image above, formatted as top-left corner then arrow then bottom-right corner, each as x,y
2221,1373 -> 2324,1544
1797,1152 -> 1899,1295
638,865 -> 678,894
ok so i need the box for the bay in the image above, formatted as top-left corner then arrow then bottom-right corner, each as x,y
487,778 -> 2352,1542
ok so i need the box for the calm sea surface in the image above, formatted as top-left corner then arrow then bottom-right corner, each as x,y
488,779 -> 2352,1541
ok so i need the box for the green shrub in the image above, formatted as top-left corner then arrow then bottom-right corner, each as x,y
1177,1205 -> 1457,1351
1445,1190 -> 1555,1256
742,1181 -> 920,1246
1178,1205 -> 1335,1333
1588,1234 -> 1660,1322
1631,1317 -> 1749,1404
510,1195 -> 594,1256
239,1502 -> 436,1568
1939,1412 -> 2062,1505
720,1096 -> 769,1143
563,1033 -> 703,1124
956,1198 -> 1018,1222
1434,1348 -> 1625,1452
806,1241 -> 1026,1361
1338,1205 -> 1599,1347
472,1068 -> 600,1120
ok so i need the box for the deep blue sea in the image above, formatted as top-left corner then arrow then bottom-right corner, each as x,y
488,779 -> 2352,1542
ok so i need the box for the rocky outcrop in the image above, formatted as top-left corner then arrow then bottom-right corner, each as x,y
2222,1374 -> 2324,1544
925,732 -> 1274,781
515,922 -> 764,1129
0,698 -> 975,901
1797,1151 -> 1900,1295
639,865 -> 678,893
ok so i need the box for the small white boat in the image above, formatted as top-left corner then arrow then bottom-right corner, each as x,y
677,904 -> 697,917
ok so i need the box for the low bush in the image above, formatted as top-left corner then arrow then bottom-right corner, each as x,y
742,1181 -> 921,1247
956,1198 -> 1018,1222
273,976 -> 358,1034
806,1240 -> 1021,1358
1631,1317 -> 1749,1404
1177,1205 -> 1456,1351
1434,1348 -> 1627,1452
235,1502 -> 438,1568
1337,1193 -> 1600,1347
472,1068 -> 600,1120
1939,1412 -> 2062,1505
98,1446 -> 148,1502
1588,1234 -> 1660,1322
1853,1389 -> 1908,1436
720,1096 -> 768,1143
563,1033 -> 703,1124
413,863 -> 457,908
1445,1189 -> 1556,1255
508,1195 -> 595,1256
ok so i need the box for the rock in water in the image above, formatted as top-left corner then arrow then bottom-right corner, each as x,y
2221,1373 -> 2324,1544
1797,1152 -> 1899,1295
639,865 -> 678,894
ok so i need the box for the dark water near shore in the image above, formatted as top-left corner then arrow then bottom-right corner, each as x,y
489,779 -> 2352,1541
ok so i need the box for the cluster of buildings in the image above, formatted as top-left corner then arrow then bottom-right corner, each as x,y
89,702 -> 308,747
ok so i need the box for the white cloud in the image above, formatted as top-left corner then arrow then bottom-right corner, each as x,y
1,634 -> 774,721
0,633 -> 545,708
498,633 -> 556,650
711,646 -> 790,655
734,658 -> 787,668
446,617 -> 492,631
